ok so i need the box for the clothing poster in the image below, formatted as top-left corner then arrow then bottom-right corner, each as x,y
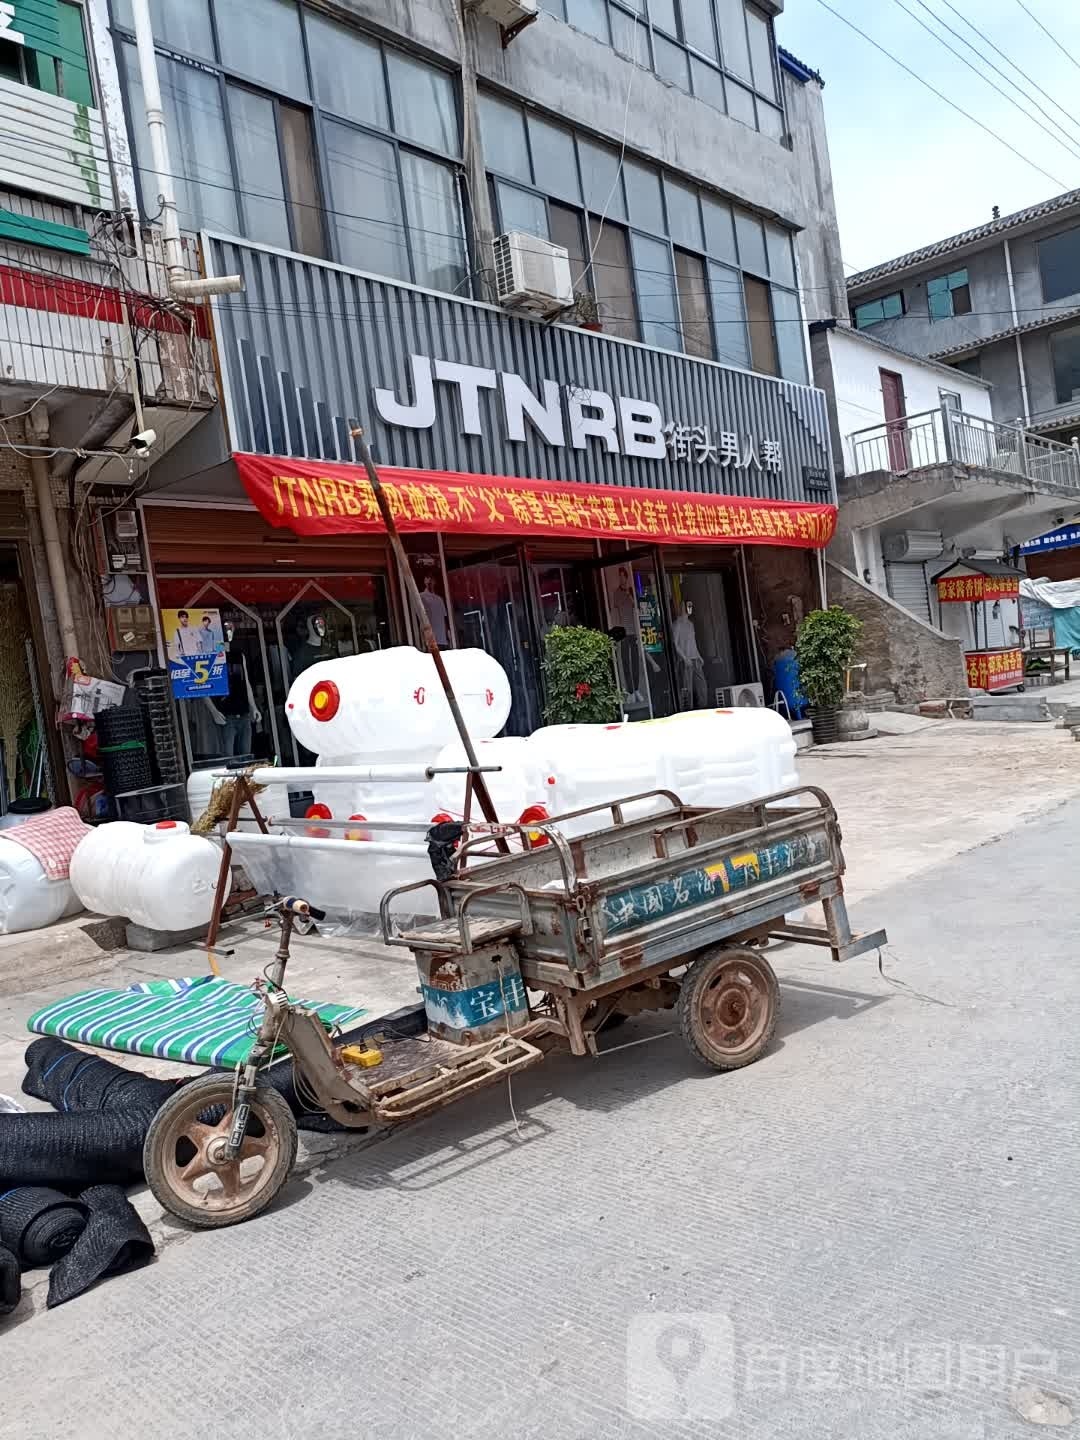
162,607 -> 228,699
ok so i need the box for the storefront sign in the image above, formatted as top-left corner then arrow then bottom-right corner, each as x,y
965,648 -> 1023,692
937,574 -> 1020,603
162,607 -> 229,699
374,354 -> 781,473
234,453 -> 837,551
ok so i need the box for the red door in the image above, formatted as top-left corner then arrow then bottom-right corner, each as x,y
880,369 -> 909,471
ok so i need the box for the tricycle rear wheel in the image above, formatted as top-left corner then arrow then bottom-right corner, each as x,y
678,946 -> 779,1071
143,1074 -> 298,1229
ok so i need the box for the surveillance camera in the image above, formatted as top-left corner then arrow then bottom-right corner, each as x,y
129,428 -> 157,454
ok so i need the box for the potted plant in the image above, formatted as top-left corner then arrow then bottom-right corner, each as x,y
794,606 -> 863,744
542,625 -> 622,725
572,291 -> 603,333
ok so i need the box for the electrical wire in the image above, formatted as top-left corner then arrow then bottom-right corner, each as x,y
810,0 -> 1070,192
892,0 -> 1080,165
1013,0 -> 1080,76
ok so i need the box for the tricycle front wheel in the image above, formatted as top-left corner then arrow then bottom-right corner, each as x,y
143,1074 -> 298,1229
678,946 -> 779,1071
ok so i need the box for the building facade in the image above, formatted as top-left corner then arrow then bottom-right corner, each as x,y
96,0 -> 849,770
845,188 -> 1080,446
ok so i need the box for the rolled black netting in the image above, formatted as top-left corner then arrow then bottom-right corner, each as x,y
47,1186 -> 153,1309
0,1110 -> 153,1190
0,1244 -> 19,1315
0,1187 -> 87,1268
22,1038 -> 183,1114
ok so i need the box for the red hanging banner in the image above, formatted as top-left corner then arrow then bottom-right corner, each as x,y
233,453 -> 837,550
937,573 -> 1021,603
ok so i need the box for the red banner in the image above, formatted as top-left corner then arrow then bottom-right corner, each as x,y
965,648 -> 1024,691
937,574 -> 1020,603
233,453 -> 837,550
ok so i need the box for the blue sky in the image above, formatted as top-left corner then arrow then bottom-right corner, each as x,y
776,0 -> 1080,272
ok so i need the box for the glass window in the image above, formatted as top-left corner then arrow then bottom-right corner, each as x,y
280,103 -> 324,257
57,1 -> 93,106
497,181 -> 549,239
229,87 -> 291,250
744,273 -> 778,376
216,0 -> 308,99
631,232 -> 681,350
648,0 -> 678,34
0,41 -> 21,84
401,153 -> 467,293
589,218 -> 638,339
1040,227 -> 1080,304
716,0 -> 752,82
702,195 -> 737,264
387,51 -> 459,156
528,115 -> 581,203
675,249 -> 712,360
735,209 -> 768,274
123,46 -> 238,233
624,158 -> 665,235
579,139 -> 626,221
726,79 -> 756,127
853,293 -> 904,328
324,121 -> 409,281
927,268 -> 972,320
609,6 -> 650,64
771,286 -> 808,383
654,34 -> 691,89
566,0 -> 610,39
1051,329 -> 1080,403
478,92 -> 532,182
691,57 -> 726,113
665,178 -> 703,250
765,223 -> 796,287
682,2 -> 718,59
709,261 -> 750,368
111,0 -> 215,61
306,12 -> 387,128
551,202 -> 587,288
757,100 -> 785,142
745,5 -> 777,100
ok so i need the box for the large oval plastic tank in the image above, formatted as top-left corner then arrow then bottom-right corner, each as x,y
431,736 -> 546,825
528,724 -> 669,837
70,820 -> 232,931
648,708 -> 798,808
285,647 -> 511,757
0,837 -> 82,933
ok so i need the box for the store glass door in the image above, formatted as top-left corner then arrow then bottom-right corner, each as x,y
448,553 -> 540,736
597,555 -> 675,720
665,561 -> 748,709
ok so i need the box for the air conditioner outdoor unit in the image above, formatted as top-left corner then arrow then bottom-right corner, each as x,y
493,231 -> 574,316
716,682 -> 766,709
475,0 -> 538,27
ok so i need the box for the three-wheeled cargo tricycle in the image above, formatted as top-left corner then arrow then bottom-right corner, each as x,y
143,786 -> 886,1227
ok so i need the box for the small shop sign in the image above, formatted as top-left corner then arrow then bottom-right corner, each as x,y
937,574 -> 1020,603
965,648 -> 1023,692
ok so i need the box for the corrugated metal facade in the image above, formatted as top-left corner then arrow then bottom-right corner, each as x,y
206,236 -> 834,508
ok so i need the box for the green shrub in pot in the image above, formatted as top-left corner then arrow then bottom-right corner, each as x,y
542,626 -> 622,725
795,607 -> 863,740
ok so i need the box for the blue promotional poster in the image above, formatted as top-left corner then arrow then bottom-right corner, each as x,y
162,608 -> 229,699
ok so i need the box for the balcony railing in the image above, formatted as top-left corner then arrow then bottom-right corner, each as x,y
847,407 -> 1080,491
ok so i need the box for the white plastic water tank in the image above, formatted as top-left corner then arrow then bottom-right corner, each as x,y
186,769 -> 293,830
431,735 -> 546,825
285,647 -> 511,757
70,820 -> 232,932
528,723 -> 669,837
0,837 -> 83,933
649,708 -> 798,808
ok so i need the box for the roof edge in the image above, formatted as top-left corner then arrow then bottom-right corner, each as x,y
817,318 -> 994,388
778,47 -> 824,86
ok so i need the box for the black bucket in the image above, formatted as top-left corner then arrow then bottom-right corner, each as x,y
810,707 -> 840,744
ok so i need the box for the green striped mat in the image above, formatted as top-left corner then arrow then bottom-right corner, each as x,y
27,977 -> 367,1068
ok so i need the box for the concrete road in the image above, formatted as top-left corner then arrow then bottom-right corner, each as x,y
1,794 -> 1077,1436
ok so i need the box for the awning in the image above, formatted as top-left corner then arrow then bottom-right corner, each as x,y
234,453 -> 837,550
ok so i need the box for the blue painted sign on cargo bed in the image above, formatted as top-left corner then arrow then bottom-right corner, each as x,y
602,832 -> 829,936
421,973 -> 528,1033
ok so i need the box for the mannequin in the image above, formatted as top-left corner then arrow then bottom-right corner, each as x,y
673,601 -> 708,710
609,566 -> 643,704
420,574 -> 451,647
204,622 -> 263,758
289,612 -> 328,677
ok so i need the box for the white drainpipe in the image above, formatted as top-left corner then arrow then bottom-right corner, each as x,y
1003,238 -> 1031,425
130,0 -> 242,300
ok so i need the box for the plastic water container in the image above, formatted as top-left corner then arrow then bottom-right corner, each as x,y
431,736 -> 547,826
186,769 -> 293,830
772,649 -> 807,721
0,836 -> 83,933
307,753 -> 435,840
648,708 -> 798,808
70,820 -> 232,932
528,724 -> 669,837
285,647 -> 511,757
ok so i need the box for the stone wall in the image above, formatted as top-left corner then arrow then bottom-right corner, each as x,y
827,561 -> 968,705
745,546 -> 820,676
